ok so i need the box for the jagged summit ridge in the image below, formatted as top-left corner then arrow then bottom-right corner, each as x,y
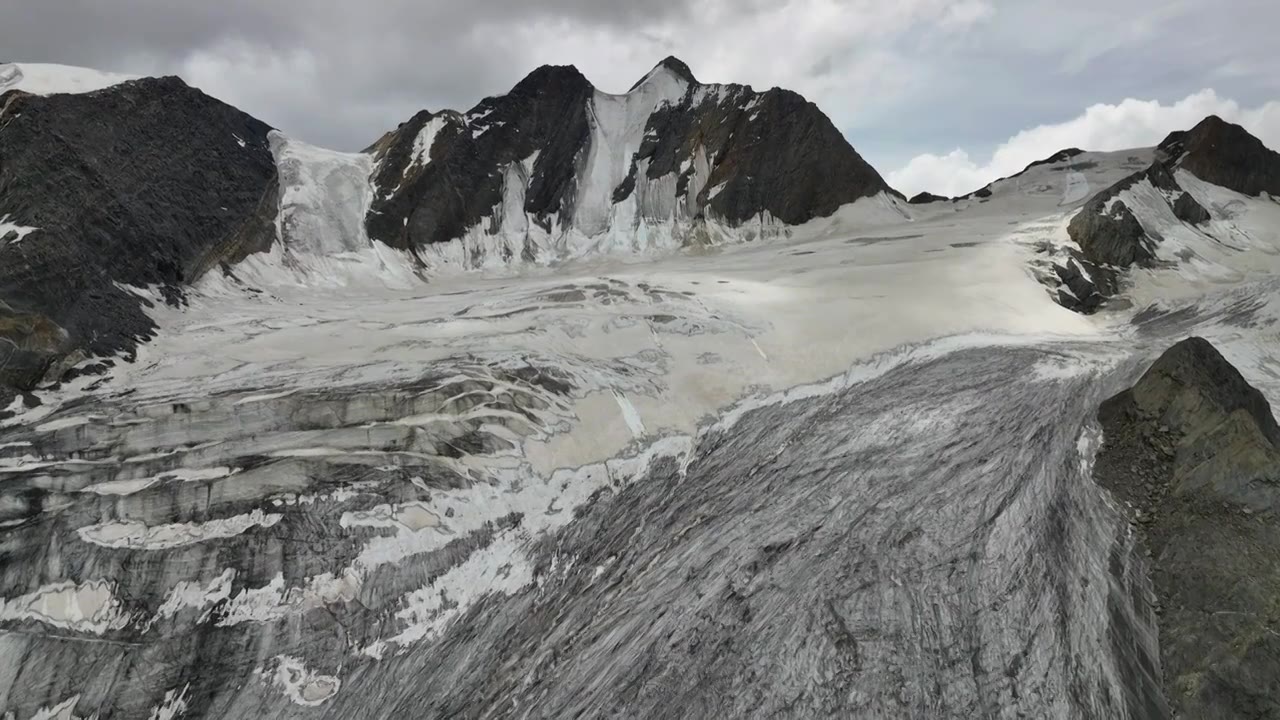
364,56 -> 899,267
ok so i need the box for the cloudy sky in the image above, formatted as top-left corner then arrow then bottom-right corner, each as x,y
5,0 -> 1276,196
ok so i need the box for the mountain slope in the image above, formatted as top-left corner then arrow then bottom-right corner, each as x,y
365,57 -> 899,267
0,76 -> 277,395
1041,116 -> 1280,313
0,58 -> 903,399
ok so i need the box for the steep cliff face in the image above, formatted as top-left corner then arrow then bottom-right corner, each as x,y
365,64 -> 595,260
366,57 -> 898,266
0,74 -> 277,393
1095,337 -> 1280,718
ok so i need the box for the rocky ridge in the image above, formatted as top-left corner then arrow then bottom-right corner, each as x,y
1054,116 -> 1280,313
366,57 -> 898,265
1095,337 -> 1280,718
0,75 -> 277,402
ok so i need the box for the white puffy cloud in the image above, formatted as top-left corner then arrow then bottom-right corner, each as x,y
888,90 -> 1280,197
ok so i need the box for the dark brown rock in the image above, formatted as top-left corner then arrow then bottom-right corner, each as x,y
1159,115 -> 1280,197
1068,196 -> 1155,268
366,65 -> 595,252
367,58 -> 895,251
1172,192 -> 1211,225
1095,337 -> 1280,718
625,82 -> 893,225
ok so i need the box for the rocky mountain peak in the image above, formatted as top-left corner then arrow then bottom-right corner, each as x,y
1158,114 -> 1280,196
0,73 -> 278,390
629,56 -> 698,91
366,56 -> 897,261
510,63 -> 595,98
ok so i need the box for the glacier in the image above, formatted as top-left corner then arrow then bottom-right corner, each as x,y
3,64 -> 1280,719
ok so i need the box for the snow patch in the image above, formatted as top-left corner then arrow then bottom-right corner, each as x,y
0,62 -> 138,96
80,466 -> 239,496
147,685 -> 191,720
260,656 -> 341,707
408,116 -> 450,178
0,215 -> 38,245
77,509 -> 282,550
153,569 -> 237,623
0,580 -> 130,634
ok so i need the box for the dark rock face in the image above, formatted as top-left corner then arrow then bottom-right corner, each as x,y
908,191 -> 948,204
0,78 -> 277,390
629,56 -> 697,91
1053,258 -> 1108,314
1068,197 -> 1154,268
368,58 -> 894,252
1058,149 -> 1218,314
1159,115 -> 1280,197
1172,192 -> 1210,225
366,66 -> 594,252
620,83 -> 892,226
1095,337 -> 1280,718
1026,147 -> 1085,170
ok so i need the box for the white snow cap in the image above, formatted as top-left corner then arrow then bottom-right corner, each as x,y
0,62 -> 139,96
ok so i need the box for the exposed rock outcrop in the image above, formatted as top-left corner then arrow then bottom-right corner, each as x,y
0,77 -> 277,390
952,148 -> 1088,201
1050,118 -> 1280,314
1159,115 -> 1280,197
1172,192 -> 1210,225
1065,161 -> 1182,269
1095,337 -> 1280,718
367,57 -> 896,260
908,191 -> 949,204
365,65 -> 595,253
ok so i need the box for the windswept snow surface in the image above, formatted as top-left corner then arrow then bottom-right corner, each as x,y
0,62 -> 138,95
5,143 -> 1280,717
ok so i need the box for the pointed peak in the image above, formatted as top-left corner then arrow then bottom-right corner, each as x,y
1190,114 -> 1231,132
655,56 -> 697,85
511,64 -> 594,97
1157,113 -> 1280,196
629,56 -> 698,92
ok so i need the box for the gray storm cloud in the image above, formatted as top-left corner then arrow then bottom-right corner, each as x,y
3,0 -> 1276,192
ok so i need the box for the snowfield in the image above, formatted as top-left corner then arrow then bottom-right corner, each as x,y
0,62 -> 139,96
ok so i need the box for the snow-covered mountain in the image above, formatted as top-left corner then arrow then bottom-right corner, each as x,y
0,58 -> 903,397
363,58 -> 900,267
4,58 -> 1280,720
